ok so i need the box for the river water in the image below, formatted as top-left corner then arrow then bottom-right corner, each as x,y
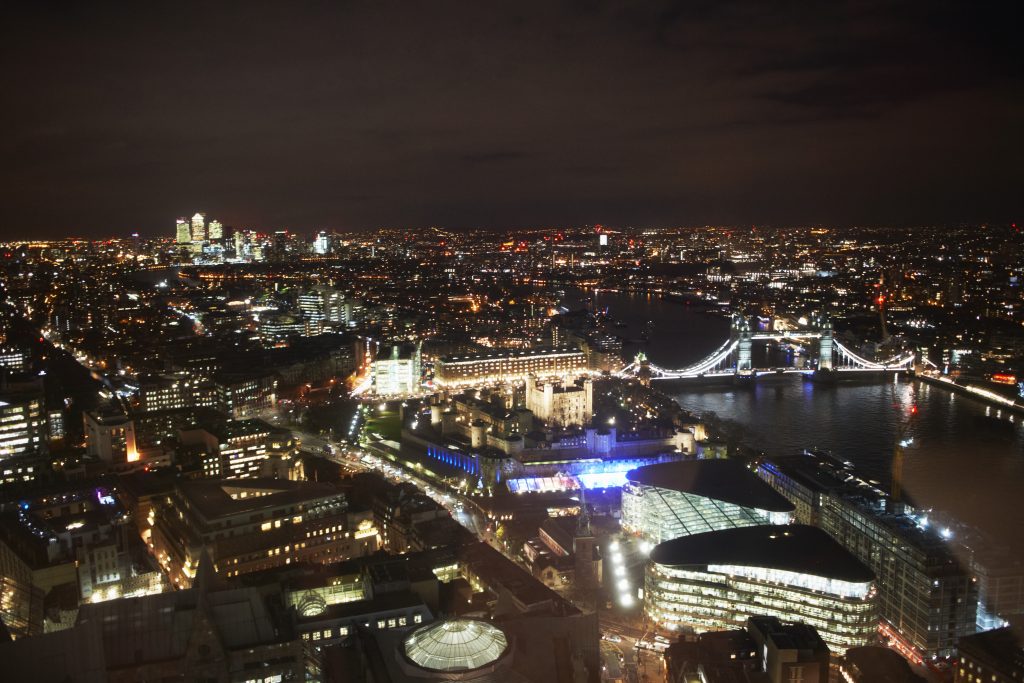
565,289 -> 1024,552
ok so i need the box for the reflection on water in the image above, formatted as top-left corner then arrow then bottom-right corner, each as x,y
565,288 -> 1024,550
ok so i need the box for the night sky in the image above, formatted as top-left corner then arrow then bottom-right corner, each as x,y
1,1 -> 1021,238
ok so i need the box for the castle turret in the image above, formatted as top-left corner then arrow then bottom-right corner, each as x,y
470,420 -> 487,449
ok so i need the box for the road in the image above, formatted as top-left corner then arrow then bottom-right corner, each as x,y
289,414 -> 667,682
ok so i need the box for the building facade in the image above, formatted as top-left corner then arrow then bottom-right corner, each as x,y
525,375 -> 593,427
645,525 -> 877,654
373,344 -> 421,395
434,347 -> 587,387
0,387 -> 47,460
148,478 -> 379,589
758,451 -> 979,661
622,460 -> 794,545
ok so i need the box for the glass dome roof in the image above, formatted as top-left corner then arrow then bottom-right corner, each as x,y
403,619 -> 509,672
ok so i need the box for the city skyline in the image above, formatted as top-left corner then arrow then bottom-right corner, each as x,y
1,1 -> 1022,239
1,4 -> 1023,681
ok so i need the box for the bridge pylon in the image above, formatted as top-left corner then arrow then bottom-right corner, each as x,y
818,314 -> 834,371
732,314 -> 752,373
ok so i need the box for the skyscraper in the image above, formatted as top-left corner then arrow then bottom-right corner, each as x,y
207,219 -> 223,241
175,217 -> 191,244
313,230 -> 330,255
190,212 -> 206,242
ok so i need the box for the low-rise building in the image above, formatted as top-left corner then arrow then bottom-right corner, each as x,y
148,478 -> 379,588
434,346 -> 587,387
955,627 -> 1024,683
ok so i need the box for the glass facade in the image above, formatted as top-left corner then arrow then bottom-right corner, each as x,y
622,482 -> 792,544
645,561 -> 877,653
403,619 -> 508,672
819,495 -> 977,660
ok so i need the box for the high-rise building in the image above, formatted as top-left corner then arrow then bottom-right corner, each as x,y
207,218 -> 223,241
621,459 -> 794,545
190,212 -> 206,242
175,217 -> 191,244
645,525 -> 877,654
298,286 -> 344,322
757,451 -> 978,661
313,230 -> 330,255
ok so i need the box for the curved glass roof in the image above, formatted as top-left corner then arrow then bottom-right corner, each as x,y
404,619 -> 508,672
626,460 -> 794,513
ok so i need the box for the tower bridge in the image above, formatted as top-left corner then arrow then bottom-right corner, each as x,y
618,314 -> 916,381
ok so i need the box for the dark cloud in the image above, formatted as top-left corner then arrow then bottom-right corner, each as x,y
0,0 -> 1020,237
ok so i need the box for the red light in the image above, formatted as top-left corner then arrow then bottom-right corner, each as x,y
876,295 -> 885,305
910,405 -> 918,415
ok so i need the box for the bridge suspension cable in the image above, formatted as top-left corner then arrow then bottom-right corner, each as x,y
647,339 -> 739,378
833,341 -> 915,370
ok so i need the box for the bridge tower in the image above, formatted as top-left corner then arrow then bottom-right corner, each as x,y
732,315 -> 752,372
636,351 -> 651,386
818,314 -> 834,371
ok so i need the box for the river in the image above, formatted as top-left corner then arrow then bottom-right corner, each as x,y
563,288 -> 1024,552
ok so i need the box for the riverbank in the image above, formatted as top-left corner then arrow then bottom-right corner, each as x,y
915,372 -> 1024,416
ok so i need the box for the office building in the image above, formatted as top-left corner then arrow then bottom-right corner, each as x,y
757,451 -> 977,660
298,286 -> 346,323
622,459 -> 794,544
135,372 -> 218,412
434,346 -> 587,386
190,211 -> 206,241
148,478 -> 379,588
374,344 -> 422,395
0,345 -> 30,373
174,217 -> 191,244
178,418 -> 298,479
313,230 -> 330,254
215,371 -> 277,418
259,311 -> 321,344
83,411 -> 139,465
207,218 -> 223,240
645,525 -> 877,653
0,385 -> 47,460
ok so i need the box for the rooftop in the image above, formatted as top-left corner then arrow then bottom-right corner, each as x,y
843,646 -> 925,682
650,524 -> 875,583
628,459 -> 795,513
179,478 -> 343,520
403,618 -> 509,672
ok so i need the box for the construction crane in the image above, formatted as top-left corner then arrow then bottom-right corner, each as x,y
876,275 -> 891,343
892,403 -> 918,503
